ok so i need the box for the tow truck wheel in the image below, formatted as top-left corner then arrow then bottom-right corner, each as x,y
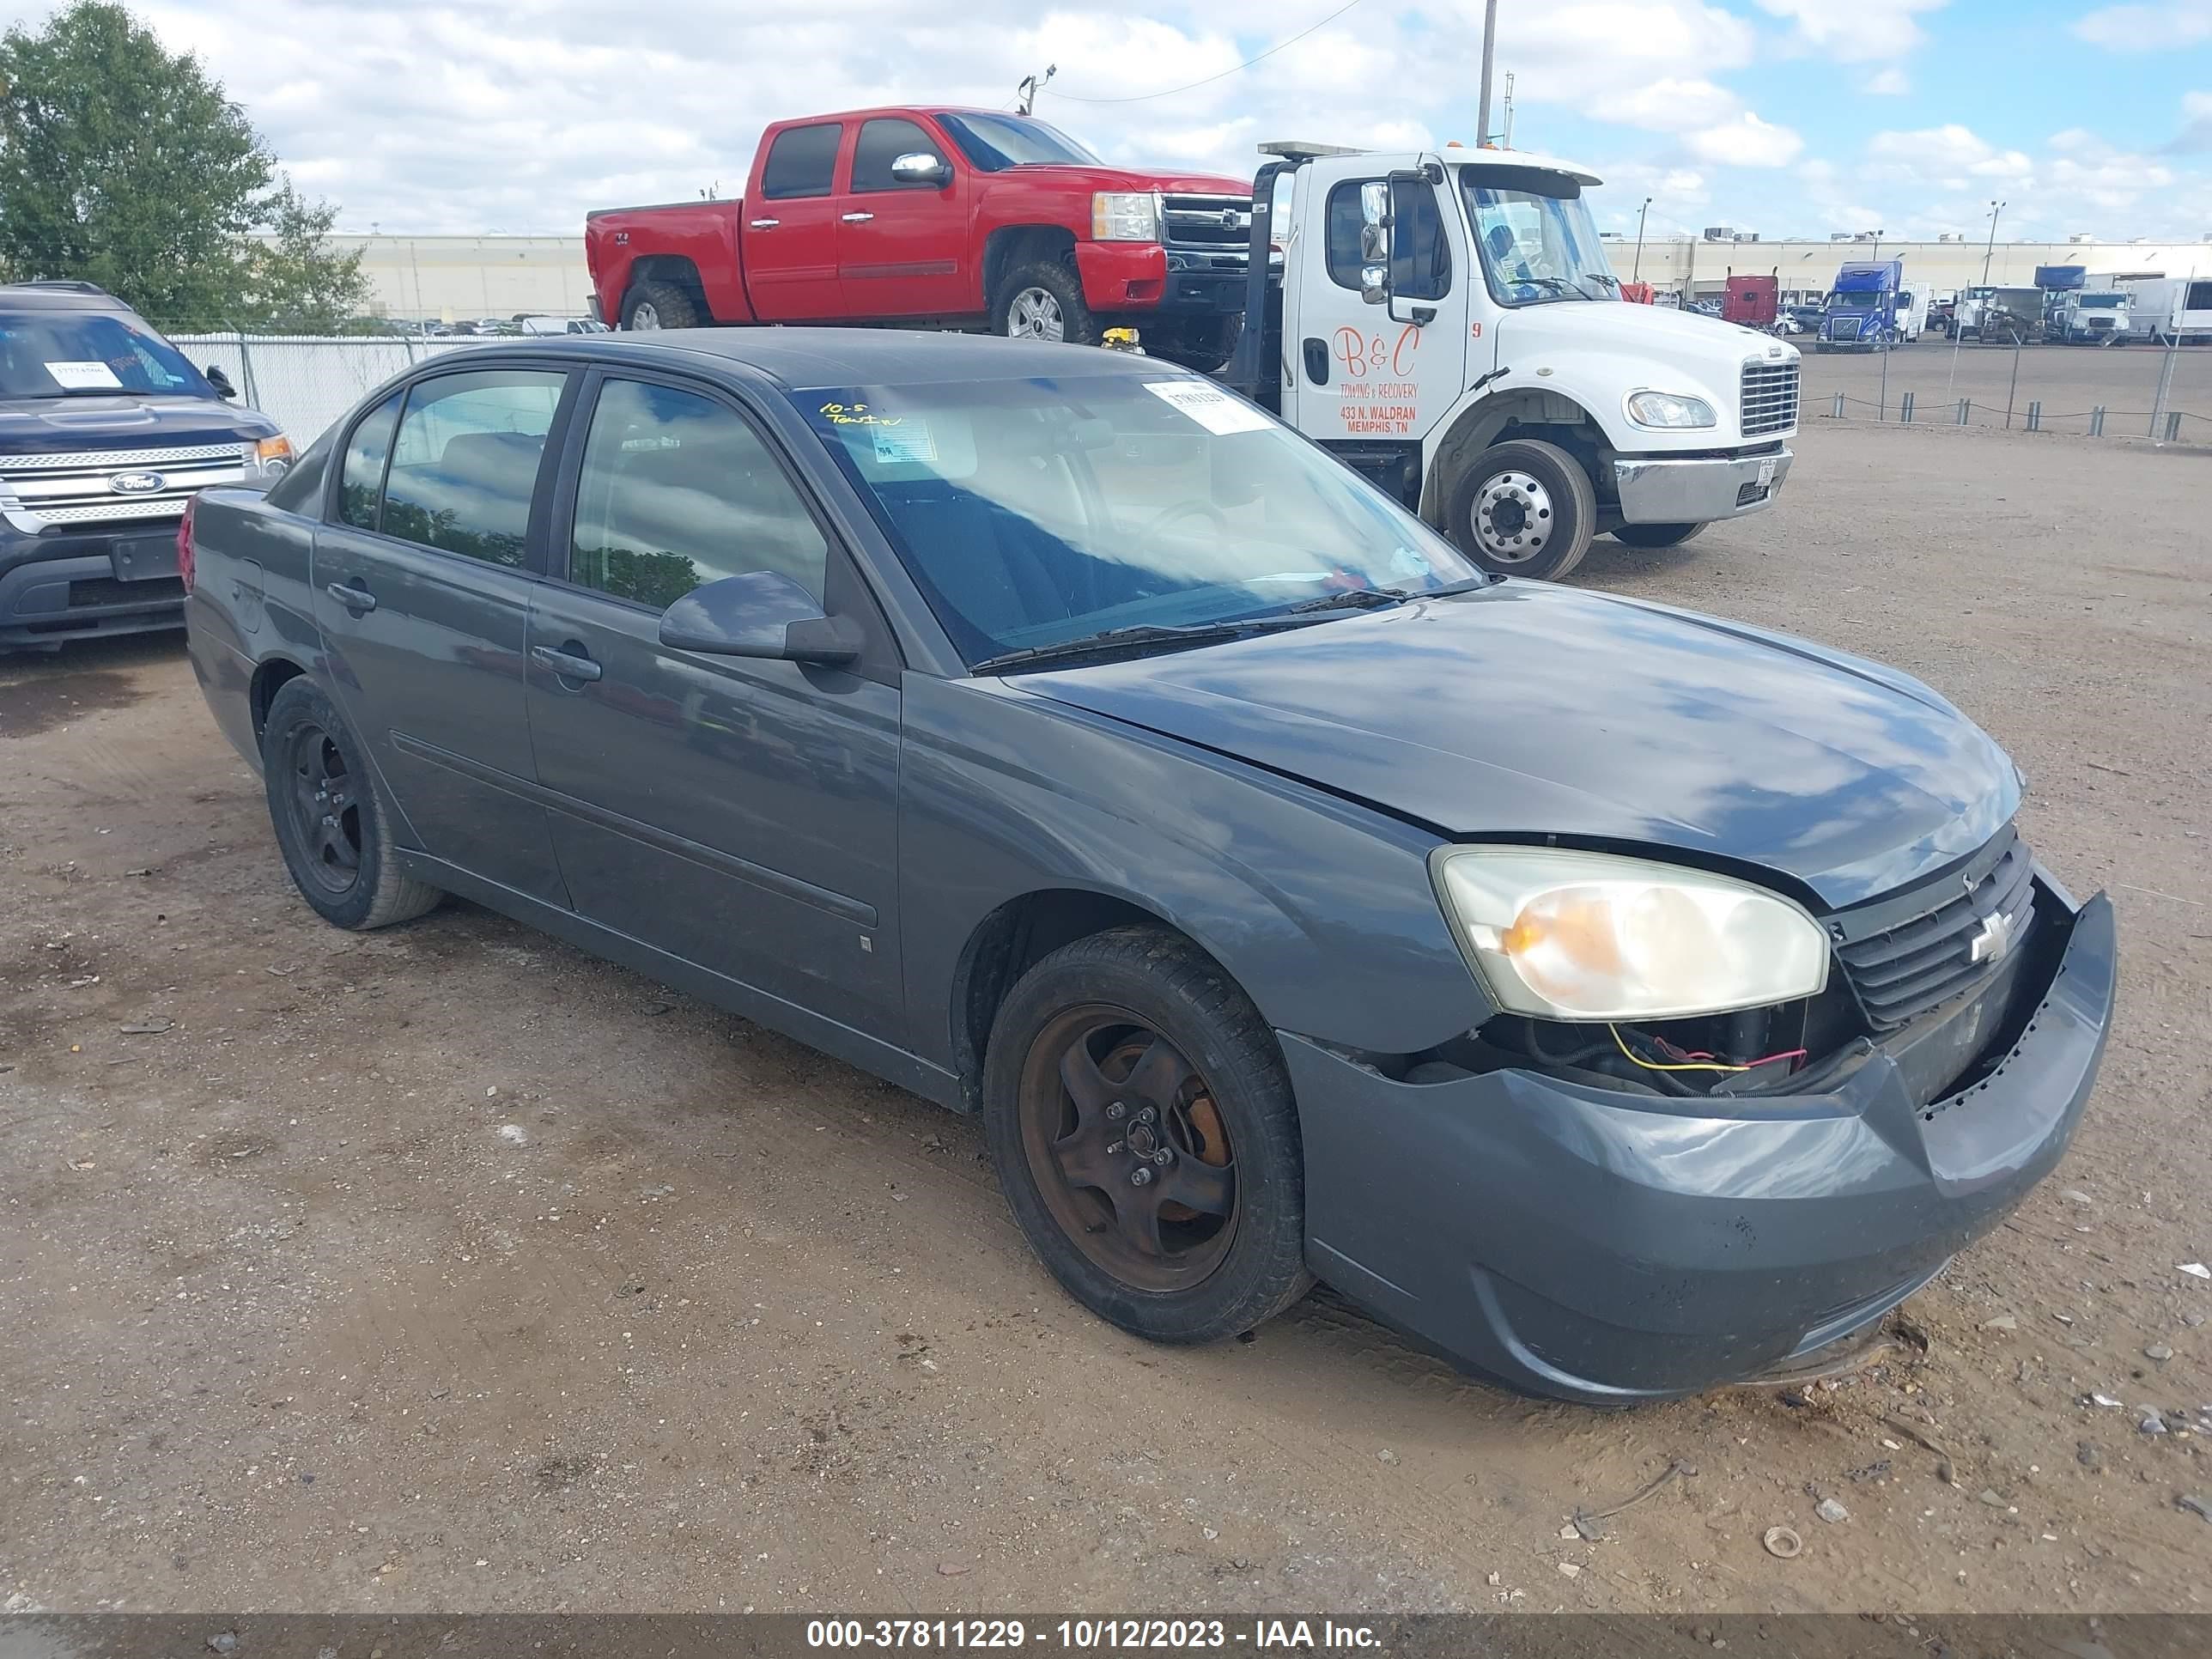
1447,438 -> 1595,581
1612,521 -> 1705,550
992,261 -> 1100,349
621,279 -> 701,331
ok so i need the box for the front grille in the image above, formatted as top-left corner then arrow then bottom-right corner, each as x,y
1162,194 -> 1252,256
1835,829 -> 2039,1030
0,441 -> 243,473
0,441 -> 242,529
1741,360 -> 1800,436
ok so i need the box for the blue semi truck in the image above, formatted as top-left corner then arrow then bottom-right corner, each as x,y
1815,259 -> 1923,351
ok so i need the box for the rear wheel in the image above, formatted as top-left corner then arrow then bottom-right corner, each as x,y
1612,521 -> 1705,550
983,927 -> 1311,1344
622,278 -> 702,331
262,678 -> 440,931
1446,438 -> 1596,580
991,260 -> 1100,348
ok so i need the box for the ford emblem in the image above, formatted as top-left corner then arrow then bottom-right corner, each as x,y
109,471 -> 167,495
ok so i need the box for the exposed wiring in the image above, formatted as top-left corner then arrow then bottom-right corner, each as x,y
1044,0 -> 1370,105
1608,1024 -> 1808,1076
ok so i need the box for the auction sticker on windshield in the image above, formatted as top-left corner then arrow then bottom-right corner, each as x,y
1141,380 -> 1273,435
45,360 -> 123,391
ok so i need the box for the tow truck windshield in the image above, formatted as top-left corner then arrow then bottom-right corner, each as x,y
1460,170 -> 1620,307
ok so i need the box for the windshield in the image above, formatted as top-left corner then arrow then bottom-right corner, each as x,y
2076,295 -> 2123,308
0,307 -> 214,399
936,113 -> 1102,172
795,374 -> 1478,666
1458,173 -> 1618,305
1829,292 -> 1881,309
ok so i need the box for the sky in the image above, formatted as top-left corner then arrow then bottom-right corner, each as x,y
103,0 -> 2212,243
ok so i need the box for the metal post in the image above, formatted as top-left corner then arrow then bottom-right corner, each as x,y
1632,198 -> 1651,282
2166,411 -> 2185,442
1831,392 -> 1845,418
1957,399 -> 1971,425
2149,331 -> 2180,439
2089,405 -> 2105,436
2027,400 -> 2041,432
1981,199 -> 2004,286
233,326 -> 261,409
1878,338 -> 1890,420
1900,390 -> 1915,422
2004,343 -> 2022,429
1476,0 -> 1498,149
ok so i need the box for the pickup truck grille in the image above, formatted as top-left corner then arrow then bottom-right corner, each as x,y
0,441 -> 244,530
1740,361 -> 1799,437
1162,195 -> 1253,257
1836,828 -> 2039,1030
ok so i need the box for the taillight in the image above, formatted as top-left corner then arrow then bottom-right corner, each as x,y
177,494 -> 198,596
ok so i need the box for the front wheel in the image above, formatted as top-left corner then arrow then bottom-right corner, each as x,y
990,260 -> 1101,348
983,927 -> 1312,1345
1445,438 -> 1597,580
1612,521 -> 1705,550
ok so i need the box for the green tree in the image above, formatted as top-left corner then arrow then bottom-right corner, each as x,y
0,1 -> 366,330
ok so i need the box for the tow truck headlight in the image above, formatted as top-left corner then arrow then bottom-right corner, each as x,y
1431,847 -> 1829,1021
1091,191 -> 1162,243
240,434 -> 294,488
1625,390 -> 1717,429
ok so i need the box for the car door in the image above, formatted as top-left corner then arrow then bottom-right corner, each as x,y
522,369 -> 903,1042
746,121 -> 849,323
836,115 -> 970,318
1280,165 -> 1468,455
311,366 -> 574,903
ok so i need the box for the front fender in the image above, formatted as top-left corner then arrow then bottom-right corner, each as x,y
896,675 -> 1486,1076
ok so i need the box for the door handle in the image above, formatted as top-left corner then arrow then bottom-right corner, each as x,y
749,218 -> 780,229
325,580 -> 377,612
840,211 -> 875,223
531,643 -> 603,684
1301,337 -> 1330,386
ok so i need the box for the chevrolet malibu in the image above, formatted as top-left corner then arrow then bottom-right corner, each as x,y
183,331 -> 2115,1403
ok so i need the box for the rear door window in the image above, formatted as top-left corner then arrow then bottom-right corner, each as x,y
380,370 -> 566,567
762,124 -> 842,199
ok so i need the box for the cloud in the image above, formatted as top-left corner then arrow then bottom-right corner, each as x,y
1684,113 -> 1807,167
1863,67 -> 1911,94
2171,89 -> 2212,151
2074,0 -> 2212,47
1754,0 -> 1950,60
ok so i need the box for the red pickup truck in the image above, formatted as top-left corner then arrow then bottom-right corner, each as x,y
585,106 -> 1257,367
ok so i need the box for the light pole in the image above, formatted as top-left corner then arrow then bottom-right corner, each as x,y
1870,228 -> 1884,263
1632,197 -> 1652,282
1981,199 -> 2004,285
1476,0 -> 1499,149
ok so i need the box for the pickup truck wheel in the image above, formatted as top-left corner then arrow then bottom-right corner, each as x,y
622,279 -> 701,331
1612,521 -> 1705,550
992,261 -> 1099,348
262,678 -> 441,931
983,926 -> 1312,1345
1447,438 -> 1595,580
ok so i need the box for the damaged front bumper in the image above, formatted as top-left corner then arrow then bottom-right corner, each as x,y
1283,881 -> 2116,1405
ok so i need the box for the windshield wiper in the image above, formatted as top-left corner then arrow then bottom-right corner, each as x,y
969,619 -> 1303,675
1285,578 -> 1495,615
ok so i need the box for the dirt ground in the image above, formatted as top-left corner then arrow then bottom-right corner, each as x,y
3,420 -> 2209,1620
1796,337 -> 2211,438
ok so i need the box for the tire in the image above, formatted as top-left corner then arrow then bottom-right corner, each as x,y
1445,437 -> 1596,580
1612,521 -> 1705,550
982,926 -> 1313,1346
622,278 -> 702,331
990,259 -> 1100,348
261,678 -> 441,931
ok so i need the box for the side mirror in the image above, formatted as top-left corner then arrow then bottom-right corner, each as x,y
1358,265 -> 1389,307
205,364 -> 238,399
657,569 -> 862,665
890,151 -> 951,187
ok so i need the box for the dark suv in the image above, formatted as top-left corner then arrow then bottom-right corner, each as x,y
0,281 -> 293,651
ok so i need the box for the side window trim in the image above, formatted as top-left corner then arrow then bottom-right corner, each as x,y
325,388 -> 404,531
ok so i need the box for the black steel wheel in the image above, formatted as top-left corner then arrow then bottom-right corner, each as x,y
261,678 -> 441,930
983,927 -> 1312,1344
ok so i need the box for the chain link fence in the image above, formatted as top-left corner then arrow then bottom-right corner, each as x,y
1799,336 -> 2211,443
162,331 -> 496,450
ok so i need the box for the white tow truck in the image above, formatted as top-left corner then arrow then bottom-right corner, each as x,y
1220,142 -> 1800,580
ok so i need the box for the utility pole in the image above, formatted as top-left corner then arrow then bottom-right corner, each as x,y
1476,0 -> 1498,147
1632,197 -> 1652,282
1499,70 -> 1516,147
1981,199 -> 2005,285
1871,228 -> 1883,263
1017,65 -> 1054,116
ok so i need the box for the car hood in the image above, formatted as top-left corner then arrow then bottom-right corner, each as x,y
1008,164 -> 1254,198
1013,583 -> 2019,908
0,392 -> 279,453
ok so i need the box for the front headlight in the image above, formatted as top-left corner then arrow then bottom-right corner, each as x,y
1431,847 -> 1829,1021
1625,390 -> 1717,429
1091,190 -> 1162,243
240,434 -> 294,488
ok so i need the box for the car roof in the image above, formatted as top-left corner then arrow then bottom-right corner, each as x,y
453,329 -> 1183,393
0,281 -> 130,313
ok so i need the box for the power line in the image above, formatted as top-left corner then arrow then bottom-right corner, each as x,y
1043,0 -> 1371,106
